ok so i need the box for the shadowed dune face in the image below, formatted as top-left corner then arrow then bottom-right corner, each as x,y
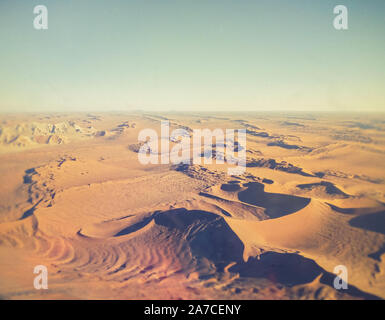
0,112 -> 385,300
154,209 -> 245,266
220,183 -> 242,192
238,182 -> 311,218
230,251 -> 379,299
230,252 -> 323,286
297,181 -> 350,199
349,211 -> 385,235
114,216 -> 154,237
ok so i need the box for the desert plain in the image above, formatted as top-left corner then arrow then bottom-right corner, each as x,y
0,111 -> 384,299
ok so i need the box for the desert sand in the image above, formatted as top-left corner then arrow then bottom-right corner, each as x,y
0,111 -> 384,299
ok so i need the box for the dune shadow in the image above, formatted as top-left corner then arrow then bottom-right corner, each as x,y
230,252 -> 323,286
114,216 -> 154,237
368,243 -> 385,261
230,251 -> 381,299
154,209 -> 245,267
20,207 -> 35,220
238,182 -> 310,218
349,211 -> 385,235
221,183 -> 241,192
326,203 -> 355,214
297,181 -> 349,198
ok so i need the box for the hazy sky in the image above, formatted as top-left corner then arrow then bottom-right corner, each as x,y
0,0 -> 384,113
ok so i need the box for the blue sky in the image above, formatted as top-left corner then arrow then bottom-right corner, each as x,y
0,0 -> 384,112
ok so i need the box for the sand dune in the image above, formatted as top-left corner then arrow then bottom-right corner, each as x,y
0,112 -> 384,299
